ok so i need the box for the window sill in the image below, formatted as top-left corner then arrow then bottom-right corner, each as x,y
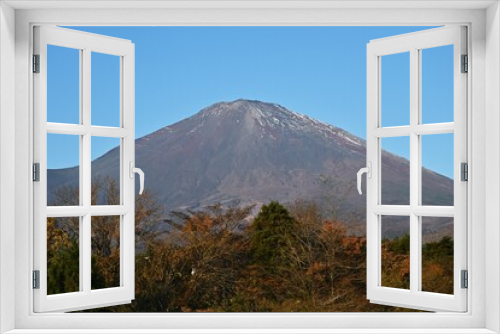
4,329 -> 498,334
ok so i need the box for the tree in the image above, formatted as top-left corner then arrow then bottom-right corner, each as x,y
47,217 -> 80,295
421,236 -> 454,294
48,177 -> 435,312
169,204 -> 252,311
318,173 -> 357,227
107,203 -> 253,312
381,234 -> 410,290
249,201 -> 298,270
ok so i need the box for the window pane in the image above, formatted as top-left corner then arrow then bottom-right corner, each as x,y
91,137 -> 121,205
47,217 -> 80,295
381,215 -> 410,289
47,45 -> 80,124
421,45 -> 454,124
381,52 -> 410,127
421,133 -> 454,206
91,215 -> 120,290
47,133 -> 80,206
421,217 -> 454,294
91,52 -> 120,127
381,136 -> 410,205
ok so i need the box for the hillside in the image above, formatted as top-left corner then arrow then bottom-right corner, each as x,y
48,99 -> 454,235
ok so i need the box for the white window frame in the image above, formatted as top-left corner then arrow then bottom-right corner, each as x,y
0,1 -> 499,333
366,26 -> 468,312
33,26 -> 136,312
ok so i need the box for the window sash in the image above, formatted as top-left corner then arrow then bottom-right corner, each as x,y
366,26 -> 468,312
33,25 -> 136,313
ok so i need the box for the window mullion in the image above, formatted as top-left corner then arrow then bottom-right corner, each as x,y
413,123 -> 454,135
373,205 -> 454,217
78,48 -> 84,292
82,47 -> 92,294
417,47 -> 423,293
119,55 -> 124,287
409,47 -> 420,294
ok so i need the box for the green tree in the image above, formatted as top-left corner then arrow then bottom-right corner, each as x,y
388,234 -> 410,255
249,201 -> 297,270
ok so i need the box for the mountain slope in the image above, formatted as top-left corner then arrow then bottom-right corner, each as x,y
48,99 -> 453,227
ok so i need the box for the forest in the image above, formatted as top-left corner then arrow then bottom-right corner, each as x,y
46,177 -> 453,312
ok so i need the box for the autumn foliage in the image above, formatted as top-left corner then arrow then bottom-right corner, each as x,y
47,178 -> 453,312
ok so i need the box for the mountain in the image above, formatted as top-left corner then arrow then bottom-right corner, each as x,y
48,99 -> 454,236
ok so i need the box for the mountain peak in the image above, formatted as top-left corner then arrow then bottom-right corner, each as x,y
199,99 -> 284,117
141,99 -> 365,150
196,99 -> 361,143
209,98 -> 278,107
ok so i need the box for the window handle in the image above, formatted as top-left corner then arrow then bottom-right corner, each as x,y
129,162 -> 145,195
357,162 -> 371,195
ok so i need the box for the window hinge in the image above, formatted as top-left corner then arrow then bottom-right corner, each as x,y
461,54 -> 468,73
461,162 -> 468,181
33,54 -> 40,73
461,270 -> 468,289
33,270 -> 40,289
33,163 -> 40,182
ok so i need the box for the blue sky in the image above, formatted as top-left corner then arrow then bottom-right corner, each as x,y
47,26 -> 454,178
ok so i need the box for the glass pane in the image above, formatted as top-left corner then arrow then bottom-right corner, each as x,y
91,52 -> 120,127
47,134 -> 80,206
421,217 -> 454,294
91,215 -> 120,290
47,217 -> 80,295
381,215 -> 410,289
421,45 -> 454,124
421,133 -> 454,206
381,52 -> 410,127
91,137 -> 121,205
381,136 -> 410,205
47,45 -> 80,124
